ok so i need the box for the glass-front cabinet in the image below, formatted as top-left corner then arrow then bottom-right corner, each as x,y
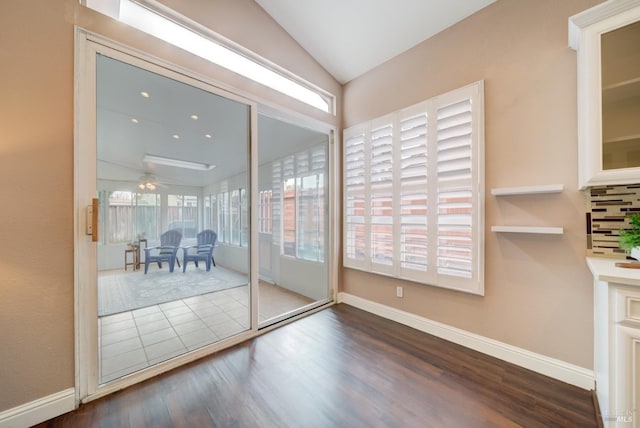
570,0 -> 640,188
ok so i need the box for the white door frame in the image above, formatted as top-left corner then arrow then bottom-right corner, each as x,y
75,29 -> 259,403
75,28 -> 339,404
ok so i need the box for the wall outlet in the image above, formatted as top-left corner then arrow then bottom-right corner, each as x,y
396,286 -> 403,298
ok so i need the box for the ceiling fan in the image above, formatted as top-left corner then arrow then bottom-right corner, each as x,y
97,158 -> 196,190
137,173 -> 166,190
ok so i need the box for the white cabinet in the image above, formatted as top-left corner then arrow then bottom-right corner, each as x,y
569,0 -> 640,188
588,257 -> 640,427
614,323 -> 640,426
613,286 -> 640,427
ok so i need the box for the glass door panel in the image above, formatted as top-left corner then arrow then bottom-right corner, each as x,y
96,54 -> 250,384
257,114 -> 330,326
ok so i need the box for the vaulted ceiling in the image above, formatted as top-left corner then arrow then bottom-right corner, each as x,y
97,1 -> 496,188
256,0 -> 496,83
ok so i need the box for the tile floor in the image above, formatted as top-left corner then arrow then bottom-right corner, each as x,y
99,282 -> 314,384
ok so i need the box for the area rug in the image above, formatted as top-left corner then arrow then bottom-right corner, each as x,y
98,266 -> 248,316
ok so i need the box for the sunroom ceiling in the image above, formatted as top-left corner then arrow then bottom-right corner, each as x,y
96,55 -> 324,189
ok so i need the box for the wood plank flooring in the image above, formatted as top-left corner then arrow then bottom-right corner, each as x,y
37,304 -> 598,427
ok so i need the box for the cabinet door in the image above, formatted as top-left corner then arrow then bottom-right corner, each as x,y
569,1 -> 640,188
614,325 -> 640,427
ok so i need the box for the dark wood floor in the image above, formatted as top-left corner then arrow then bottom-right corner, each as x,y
37,304 -> 598,427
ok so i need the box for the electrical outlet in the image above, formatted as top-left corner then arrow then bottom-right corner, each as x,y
396,286 -> 403,298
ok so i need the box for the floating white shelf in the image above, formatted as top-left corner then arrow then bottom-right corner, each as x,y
491,226 -> 564,235
491,184 -> 564,196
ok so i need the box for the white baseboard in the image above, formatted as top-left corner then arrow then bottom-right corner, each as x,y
0,388 -> 76,428
338,292 -> 595,390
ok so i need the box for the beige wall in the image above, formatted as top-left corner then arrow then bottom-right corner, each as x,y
342,0 -> 604,369
0,0 -> 340,412
0,0 -> 607,414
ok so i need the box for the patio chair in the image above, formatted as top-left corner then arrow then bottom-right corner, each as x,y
182,229 -> 217,272
144,229 -> 182,274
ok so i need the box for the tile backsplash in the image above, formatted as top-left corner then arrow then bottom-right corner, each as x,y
587,184 -> 640,257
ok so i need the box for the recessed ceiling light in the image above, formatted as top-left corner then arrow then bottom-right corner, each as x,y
172,134 -> 180,140
205,134 -> 212,139
131,118 -> 139,123
191,114 -> 199,120
140,91 -> 150,98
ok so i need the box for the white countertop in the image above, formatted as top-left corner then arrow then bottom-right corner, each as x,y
586,257 -> 640,287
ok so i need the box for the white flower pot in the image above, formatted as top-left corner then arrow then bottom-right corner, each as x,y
631,247 -> 640,261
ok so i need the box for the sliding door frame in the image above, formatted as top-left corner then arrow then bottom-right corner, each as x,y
75,28 -> 338,404
256,105 -> 337,329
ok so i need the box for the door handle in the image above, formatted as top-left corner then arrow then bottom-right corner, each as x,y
86,198 -> 99,242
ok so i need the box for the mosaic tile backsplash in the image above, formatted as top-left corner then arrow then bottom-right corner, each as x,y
587,184 -> 640,257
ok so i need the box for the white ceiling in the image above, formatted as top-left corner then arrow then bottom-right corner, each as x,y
256,0 -> 496,83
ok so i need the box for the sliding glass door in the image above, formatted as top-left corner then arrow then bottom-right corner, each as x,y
256,114 -> 331,326
77,33 -> 335,401
91,51 -> 252,385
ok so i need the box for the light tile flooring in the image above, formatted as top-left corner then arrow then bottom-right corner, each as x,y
99,282 -> 314,384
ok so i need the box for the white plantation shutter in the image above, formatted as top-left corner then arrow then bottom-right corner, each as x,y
283,155 -> 295,180
271,144 -> 327,259
399,112 -> 429,279
311,145 -> 326,173
295,151 -> 309,176
370,124 -> 393,188
343,81 -> 484,295
433,84 -> 483,293
436,99 -> 473,279
370,123 -> 394,273
271,161 -> 282,245
344,129 -> 367,268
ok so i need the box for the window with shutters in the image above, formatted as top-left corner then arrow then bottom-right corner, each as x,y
370,123 -> 394,273
344,131 -> 366,265
214,189 -> 247,247
258,190 -> 273,234
273,143 -> 327,262
343,81 -> 484,295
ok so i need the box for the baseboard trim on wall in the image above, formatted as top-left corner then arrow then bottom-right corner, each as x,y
0,388 -> 75,428
337,292 -> 595,390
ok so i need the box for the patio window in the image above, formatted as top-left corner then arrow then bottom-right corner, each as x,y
258,190 -> 273,234
216,189 -> 247,247
203,195 -> 218,233
168,194 -> 198,239
105,190 -> 160,243
278,145 -> 327,261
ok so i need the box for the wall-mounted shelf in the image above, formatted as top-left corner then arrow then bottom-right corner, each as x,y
491,184 -> 564,196
491,226 -> 564,235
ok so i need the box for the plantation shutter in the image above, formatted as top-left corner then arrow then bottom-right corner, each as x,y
342,81 -> 484,295
398,112 -> 429,280
433,83 -> 483,293
295,151 -> 309,176
344,128 -> 368,268
311,145 -> 326,173
271,161 -> 282,245
370,122 -> 394,274
283,155 -> 295,180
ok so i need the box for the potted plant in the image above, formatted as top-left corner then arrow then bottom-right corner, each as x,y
619,213 -> 640,260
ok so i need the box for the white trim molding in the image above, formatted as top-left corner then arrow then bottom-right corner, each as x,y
338,292 -> 595,390
0,388 -> 76,428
